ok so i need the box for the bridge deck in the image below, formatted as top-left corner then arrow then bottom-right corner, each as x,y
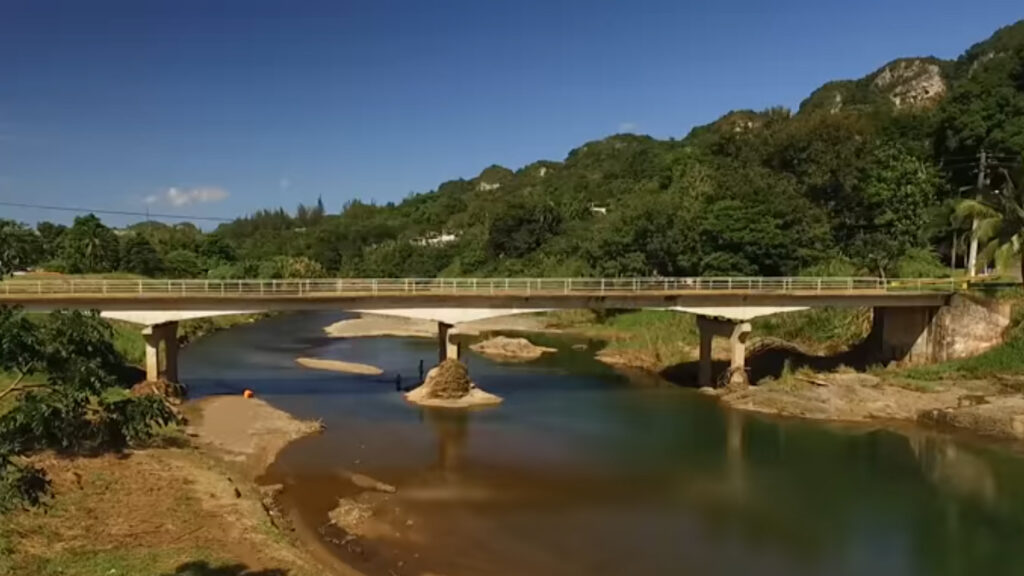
0,277 -> 956,311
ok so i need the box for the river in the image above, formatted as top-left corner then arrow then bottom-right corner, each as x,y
181,312 -> 1024,576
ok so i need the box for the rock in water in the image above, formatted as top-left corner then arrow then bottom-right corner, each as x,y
470,336 -> 557,362
405,360 -> 502,408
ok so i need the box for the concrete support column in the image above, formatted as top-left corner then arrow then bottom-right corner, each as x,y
163,328 -> 179,383
869,306 -> 938,366
729,322 -> 752,375
699,326 -> 714,391
696,316 -> 752,388
141,321 -> 180,382
438,322 -> 461,363
143,330 -> 161,383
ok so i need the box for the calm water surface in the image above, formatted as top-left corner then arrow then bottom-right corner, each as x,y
182,312 -> 1024,576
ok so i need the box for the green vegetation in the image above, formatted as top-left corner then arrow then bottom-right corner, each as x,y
901,337 -> 1024,381
1,22 -> 1023,282
549,307 -> 871,369
549,309 -> 700,367
753,308 -> 872,353
901,300 -> 1024,381
0,307 -> 177,513
956,159 -> 1024,280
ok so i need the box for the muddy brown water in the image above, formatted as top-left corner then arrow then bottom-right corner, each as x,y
182,312 -> 1024,576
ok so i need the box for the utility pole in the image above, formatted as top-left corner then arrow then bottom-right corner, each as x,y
967,149 -> 987,278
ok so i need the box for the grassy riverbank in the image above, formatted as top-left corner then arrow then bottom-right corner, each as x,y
546,307 -> 871,371
0,311 -> 330,576
0,447 -> 320,576
0,395 -> 330,576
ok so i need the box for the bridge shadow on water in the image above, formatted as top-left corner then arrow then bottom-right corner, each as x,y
160,561 -> 289,576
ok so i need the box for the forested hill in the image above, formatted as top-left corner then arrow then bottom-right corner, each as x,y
4,20 -> 1024,280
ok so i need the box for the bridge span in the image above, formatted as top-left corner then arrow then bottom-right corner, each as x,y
0,277 -> 970,388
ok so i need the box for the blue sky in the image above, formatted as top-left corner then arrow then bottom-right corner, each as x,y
0,0 -> 1021,227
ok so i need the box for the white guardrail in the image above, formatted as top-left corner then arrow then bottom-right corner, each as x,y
0,277 -> 958,297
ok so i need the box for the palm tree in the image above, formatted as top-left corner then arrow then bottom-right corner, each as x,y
956,159 -> 1024,283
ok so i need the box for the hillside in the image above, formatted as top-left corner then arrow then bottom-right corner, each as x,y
4,20 -> 1024,281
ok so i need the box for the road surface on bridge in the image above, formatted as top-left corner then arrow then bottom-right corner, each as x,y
0,277 -> 956,312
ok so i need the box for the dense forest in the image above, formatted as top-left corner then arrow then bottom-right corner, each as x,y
3,21 -> 1024,280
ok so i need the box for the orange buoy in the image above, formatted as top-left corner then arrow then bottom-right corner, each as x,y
243,389 -> 254,399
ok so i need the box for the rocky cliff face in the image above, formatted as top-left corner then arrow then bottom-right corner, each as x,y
871,60 -> 947,109
799,58 -> 949,114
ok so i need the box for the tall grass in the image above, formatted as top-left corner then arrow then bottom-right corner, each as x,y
752,308 -> 871,353
547,309 -> 698,366
901,337 -> 1024,381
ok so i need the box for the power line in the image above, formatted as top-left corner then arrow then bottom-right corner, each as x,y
0,200 -> 234,222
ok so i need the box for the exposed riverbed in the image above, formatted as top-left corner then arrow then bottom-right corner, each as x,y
182,312 -> 1024,576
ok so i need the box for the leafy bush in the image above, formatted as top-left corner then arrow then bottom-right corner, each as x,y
0,307 -> 178,512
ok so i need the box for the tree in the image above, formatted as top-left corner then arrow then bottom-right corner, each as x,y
0,309 -> 176,511
585,191 -> 699,277
257,256 -> 326,279
60,214 -> 120,273
121,234 -> 164,277
0,219 -> 41,277
36,221 -> 67,264
198,234 -> 236,267
0,307 -> 44,400
956,158 -> 1024,282
844,144 -> 944,276
162,250 -> 204,278
487,197 -> 562,259
698,168 -> 833,276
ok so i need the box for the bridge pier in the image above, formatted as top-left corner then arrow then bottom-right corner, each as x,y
438,322 -> 462,363
142,321 -> 179,383
697,316 -> 751,388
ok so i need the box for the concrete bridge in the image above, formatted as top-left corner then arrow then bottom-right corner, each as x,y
0,277 -> 976,388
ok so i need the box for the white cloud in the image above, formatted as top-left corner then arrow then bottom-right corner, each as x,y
146,186 -> 229,207
618,122 -> 638,133
279,177 -> 291,192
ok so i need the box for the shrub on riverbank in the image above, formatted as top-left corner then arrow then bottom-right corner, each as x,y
0,307 -> 177,512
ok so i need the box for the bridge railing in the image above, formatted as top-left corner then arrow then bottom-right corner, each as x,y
0,277 -> 958,297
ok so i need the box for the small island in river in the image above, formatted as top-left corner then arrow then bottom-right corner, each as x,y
295,356 -> 384,375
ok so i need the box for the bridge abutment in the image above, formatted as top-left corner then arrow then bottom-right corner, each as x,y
697,316 -> 751,388
142,321 -> 179,383
868,296 -> 1010,366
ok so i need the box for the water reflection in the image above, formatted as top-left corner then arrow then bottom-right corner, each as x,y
908,433 -> 997,503
423,408 -> 469,473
